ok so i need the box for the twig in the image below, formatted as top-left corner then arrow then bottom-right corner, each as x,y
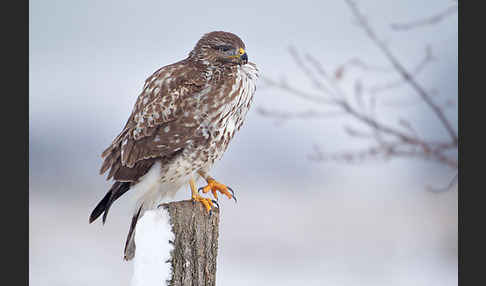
259,1 -> 457,174
368,45 -> 435,94
256,107 -> 345,120
333,58 -> 392,80
262,77 -> 335,105
391,5 -> 458,31
427,172 -> 458,193
344,0 -> 458,145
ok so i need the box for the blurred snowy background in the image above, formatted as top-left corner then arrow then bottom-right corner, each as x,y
29,0 -> 457,285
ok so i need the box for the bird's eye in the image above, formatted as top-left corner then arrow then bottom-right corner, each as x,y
215,45 -> 232,52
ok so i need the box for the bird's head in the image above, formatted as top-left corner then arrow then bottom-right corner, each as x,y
189,31 -> 248,67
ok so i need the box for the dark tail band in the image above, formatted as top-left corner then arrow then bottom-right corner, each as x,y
89,181 -> 131,224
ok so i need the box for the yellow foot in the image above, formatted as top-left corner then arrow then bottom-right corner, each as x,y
198,179 -> 237,202
192,193 -> 219,213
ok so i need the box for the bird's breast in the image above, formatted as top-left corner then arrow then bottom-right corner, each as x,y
194,63 -> 259,162
209,65 -> 257,132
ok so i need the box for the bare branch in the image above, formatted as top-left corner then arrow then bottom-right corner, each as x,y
261,77 -> 335,105
368,45 -> 436,95
266,48 -> 447,157
333,58 -> 392,80
337,100 -> 423,145
426,172 -> 458,193
391,5 -> 458,31
343,125 -> 374,139
288,47 -> 334,94
398,118 -> 419,138
256,107 -> 345,125
259,1 -> 458,176
344,0 -> 458,145
309,142 -> 457,169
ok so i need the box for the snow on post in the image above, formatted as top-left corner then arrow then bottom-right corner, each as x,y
131,200 -> 220,286
131,208 -> 174,286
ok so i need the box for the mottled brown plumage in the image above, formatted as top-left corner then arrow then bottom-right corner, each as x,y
90,31 -> 259,260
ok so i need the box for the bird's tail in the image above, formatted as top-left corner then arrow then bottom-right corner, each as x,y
89,181 -> 140,261
122,178 -> 174,261
91,160 -> 177,261
89,181 -> 131,224
123,203 -> 143,261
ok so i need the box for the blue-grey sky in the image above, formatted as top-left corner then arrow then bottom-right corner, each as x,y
29,0 -> 457,285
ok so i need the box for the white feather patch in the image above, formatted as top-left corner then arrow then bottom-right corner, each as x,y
130,162 -> 165,213
130,160 -> 194,215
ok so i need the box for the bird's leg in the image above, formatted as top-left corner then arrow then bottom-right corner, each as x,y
197,171 -> 237,202
190,177 -> 217,213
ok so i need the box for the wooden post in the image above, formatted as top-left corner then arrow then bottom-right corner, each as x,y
158,200 -> 220,286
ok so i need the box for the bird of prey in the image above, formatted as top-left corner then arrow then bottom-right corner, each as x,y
89,31 -> 259,260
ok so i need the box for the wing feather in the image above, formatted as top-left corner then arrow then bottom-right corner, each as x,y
100,60 -> 206,182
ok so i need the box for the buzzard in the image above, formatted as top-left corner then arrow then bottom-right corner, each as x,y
89,31 -> 259,260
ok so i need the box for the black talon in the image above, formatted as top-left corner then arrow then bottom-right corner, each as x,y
227,186 -> 237,203
212,199 -> 220,209
198,187 -> 204,193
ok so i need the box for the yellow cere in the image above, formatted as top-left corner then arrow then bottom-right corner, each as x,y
229,48 -> 246,58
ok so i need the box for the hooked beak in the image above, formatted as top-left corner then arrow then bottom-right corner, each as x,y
240,52 -> 248,65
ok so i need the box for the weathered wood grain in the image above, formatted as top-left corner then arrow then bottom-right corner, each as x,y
158,200 -> 220,286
